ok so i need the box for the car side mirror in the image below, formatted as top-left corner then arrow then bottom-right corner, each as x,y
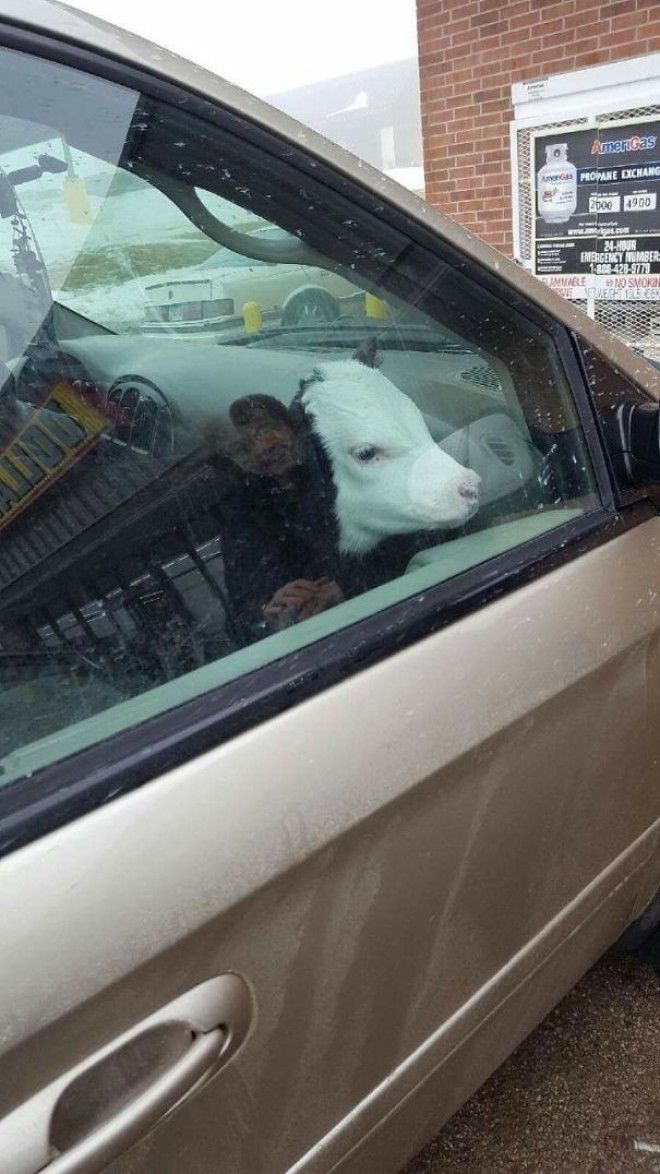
614,402 -> 660,485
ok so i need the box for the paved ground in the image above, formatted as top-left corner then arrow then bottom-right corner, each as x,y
402,937 -> 660,1174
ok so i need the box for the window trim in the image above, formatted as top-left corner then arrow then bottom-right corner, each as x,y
0,22 -> 647,855
550,328 -> 615,511
571,334 -> 660,511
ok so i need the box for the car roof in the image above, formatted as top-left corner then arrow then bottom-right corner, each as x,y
1,0 -> 659,399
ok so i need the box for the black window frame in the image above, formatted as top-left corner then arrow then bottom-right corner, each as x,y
571,336 -> 660,511
0,22 -> 651,857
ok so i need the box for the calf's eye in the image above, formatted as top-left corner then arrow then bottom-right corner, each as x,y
352,445 -> 382,463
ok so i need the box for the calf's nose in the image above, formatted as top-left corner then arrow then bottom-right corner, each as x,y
458,480 -> 479,501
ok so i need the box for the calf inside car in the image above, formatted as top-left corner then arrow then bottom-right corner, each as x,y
0,4 -> 657,1173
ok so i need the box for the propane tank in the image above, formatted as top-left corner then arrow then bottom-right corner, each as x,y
537,143 -> 577,224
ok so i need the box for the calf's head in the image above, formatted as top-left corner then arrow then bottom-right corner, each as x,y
297,343 -> 480,554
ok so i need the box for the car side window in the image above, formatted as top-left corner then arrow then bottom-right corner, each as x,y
0,46 -> 601,784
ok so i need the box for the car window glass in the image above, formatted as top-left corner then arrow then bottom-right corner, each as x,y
0,46 -> 600,784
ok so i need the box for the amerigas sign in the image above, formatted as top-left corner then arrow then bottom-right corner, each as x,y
532,118 -> 660,301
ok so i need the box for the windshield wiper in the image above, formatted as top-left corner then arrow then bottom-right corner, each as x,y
222,320 -> 474,354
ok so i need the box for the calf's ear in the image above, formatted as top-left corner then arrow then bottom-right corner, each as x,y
353,337 -> 380,368
288,389 -> 306,429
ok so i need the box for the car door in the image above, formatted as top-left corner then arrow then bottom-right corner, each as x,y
0,8 -> 659,1174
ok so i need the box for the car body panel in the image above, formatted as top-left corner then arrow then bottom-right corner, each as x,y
1,518 -> 659,1170
333,826 -> 658,1174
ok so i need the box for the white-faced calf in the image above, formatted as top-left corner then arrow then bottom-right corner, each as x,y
295,343 -> 480,554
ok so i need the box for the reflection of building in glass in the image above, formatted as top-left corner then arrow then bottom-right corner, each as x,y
269,59 -> 424,196
0,383 -> 240,761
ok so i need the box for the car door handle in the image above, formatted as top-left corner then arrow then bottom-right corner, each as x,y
0,974 -> 253,1174
47,1028 -> 224,1174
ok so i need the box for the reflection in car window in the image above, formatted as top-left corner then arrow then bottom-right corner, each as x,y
0,45 -> 600,782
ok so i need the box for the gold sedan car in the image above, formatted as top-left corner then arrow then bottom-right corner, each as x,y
0,4 -> 658,1173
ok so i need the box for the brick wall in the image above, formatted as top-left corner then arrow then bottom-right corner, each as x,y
417,0 -> 660,254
